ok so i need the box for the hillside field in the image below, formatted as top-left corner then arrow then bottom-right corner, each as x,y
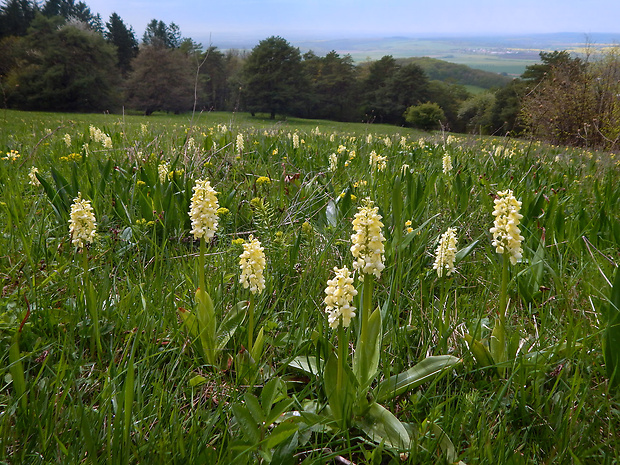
1,110 -> 619,464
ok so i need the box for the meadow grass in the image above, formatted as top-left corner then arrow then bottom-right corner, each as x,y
1,110 -> 619,464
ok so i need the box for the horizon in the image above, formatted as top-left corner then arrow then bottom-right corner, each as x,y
85,0 -> 620,46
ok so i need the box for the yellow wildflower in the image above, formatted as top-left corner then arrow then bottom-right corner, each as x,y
236,133 -> 244,155
189,179 -> 219,240
369,150 -> 387,171
239,235 -> 266,294
351,198 -> 385,280
324,266 -> 358,329
328,153 -> 338,171
442,153 -> 453,174
302,221 -> 313,236
433,227 -> 458,278
158,161 -> 170,183
3,150 -> 20,161
69,193 -> 97,248
29,167 -> 40,186
490,190 -> 524,265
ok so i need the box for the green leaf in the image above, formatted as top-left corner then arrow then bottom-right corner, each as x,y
264,421 -> 298,451
261,377 -> 287,417
430,423 -> 464,464
38,171 -> 69,222
50,165 -> 73,205
232,403 -> 261,444
8,334 -> 27,411
398,213 -> 440,252
251,327 -> 265,363
354,402 -> 410,450
189,375 -> 207,387
264,398 -> 294,427
374,355 -> 461,403
531,234 -> 546,286
244,393 -> 265,424
392,175 -> 403,245
178,307 -> 199,338
604,267 -> 620,389
353,306 -> 382,392
324,351 -> 355,426
270,431 -> 298,465
123,356 -> 135,445
216,300 -> 247,351
490,315 -> 506,367
288,356 -> 321,377
463,333 -> 496,372
289,228 -> 302,274
455,238 -> 480,263
326,199 -> 338,227
338,186 -> 353,218
98,158 -> 113,195
195,287 -> 216,365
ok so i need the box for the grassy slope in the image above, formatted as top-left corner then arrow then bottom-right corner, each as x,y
1,110 -> 619,464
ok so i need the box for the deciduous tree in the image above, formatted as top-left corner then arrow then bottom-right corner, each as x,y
404,102 -> 445,131
303,50 -> 359,121
5,14 -> 119,111
242,36 -> 306,119
125,45 -> 194,114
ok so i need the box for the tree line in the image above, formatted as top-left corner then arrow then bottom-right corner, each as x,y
2,0 -> 620,148
0,1 -> 469,128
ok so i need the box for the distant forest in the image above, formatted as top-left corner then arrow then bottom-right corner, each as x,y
2,0 -> 620,145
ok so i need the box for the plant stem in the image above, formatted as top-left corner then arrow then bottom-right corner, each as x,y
499,255 -> 509,324
337,319 -> 349,427
82,249 -> 101,361
248,294 -> 255,356
337,320 -> 345,394
199,237 -> 206,296
361,276 -> 374,344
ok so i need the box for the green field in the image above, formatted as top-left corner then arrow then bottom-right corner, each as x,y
296,37 -> 543,76
1,110 -> 619,464
293,33 -> 617,77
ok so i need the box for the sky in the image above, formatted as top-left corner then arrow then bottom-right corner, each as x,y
86,0 -> 620,45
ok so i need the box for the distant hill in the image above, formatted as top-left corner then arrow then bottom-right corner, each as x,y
397,57 -> 512,89
210,32 -> 620,80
